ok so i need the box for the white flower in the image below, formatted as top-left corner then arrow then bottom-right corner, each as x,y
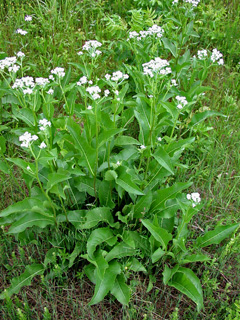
25,15 -> 32,21
0,56 -> 17,70
111,71 -> 129,82
16,29 -> 28,35
187,192 -> 201,207
8,65 -> 20,73
87,105 -> 92,110
77,76 -> 88,86
211,48 -> 223,63
27,166 -> 31,170
17,51 -> 25,58
82,40 -> 102,51
115,90 -> 119,96
39,142 -> 47,149
77,51 -> 83,56
23,88 -> 33,95
157,137 -> 162,142
218,58 -> 224,66
171,79 -> 178,87
197,49 -> 208,60
49,75 -> 54,81
172,0 -> 178,4
51,67 -> 65,78
140,145 -> 146,149
142,58 -> 171,77
183,0 -> 200,6
88,80 -> 93,85
35,77 -> 49,87
104,89 -> 110,97
39,119 -> 51,131
47,89 -> 54,95
19,132 -> 38,148
105,74 -> 111,81
128,25 -> 164,41
176,96 -> 188,109
86,85 -> 101,100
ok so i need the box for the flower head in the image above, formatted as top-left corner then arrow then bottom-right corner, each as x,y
25,15 -> 32,21
19,132 -> 38,148
39,119 -> 51,131
51,67 -> 65,78
16,29 -> 28,35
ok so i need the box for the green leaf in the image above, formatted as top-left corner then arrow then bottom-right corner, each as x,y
111,274 -> 130,305
88,260 -> 121,305
0,159 -> 9,174
0,264 -> 45,299
181,254 -> 210,264
141,219 -> 172,250
67,210 -> 85,229
134,191 -> 152,218
196,224 -> 240,248
82,207 -> 115,229
151,182 -> 192,213
168,267 -> 203,312
46,170 -> 71,191
87,228 -> 117,259
116,172 -> 144,196
0,198 -> 45,218
151,248 -> 165,263
67,118 -> 96,176
105,242 -> 135,262
7,158 -> 36,176
163,265 -> 179,285
153,146 -> 174,175
12,107 -> 35,127
0,136 -> 6,154
8,212 -> 55,233
114,136 -> 140,146
162,38 -> 177,57
68,243 -> 82,268
190,111 -> 225,127
98,128 -> 123,148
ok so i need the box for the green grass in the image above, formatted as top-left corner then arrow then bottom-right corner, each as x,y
0,0 -> 240,319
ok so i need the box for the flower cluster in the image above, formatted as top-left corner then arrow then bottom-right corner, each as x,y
35,78 -> 50,87
24,15 -> 32,22
12,76 -> 35,94
197,49 -> 208,60
86,85 -> 101,100
39,119 -> 51,131
211,49 -> 224,65
19,132 -> 38,148
79,40 -> 102,58
183,0 -> 200,6
51,67 -> 65,78
16,29 -> 28,35
0,56 -> 19,73
187,192 -> 201,207
176,96 -> 188,109
142,58 -> 171,78
76,75 -> 93,86
105,71 -> 129,83
128,25 -> 164,41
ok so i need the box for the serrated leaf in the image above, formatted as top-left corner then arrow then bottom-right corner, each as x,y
196,224 -> 240,248
153,146 -> 174,175
0,264 -> 44,299
8,212 -> 55,233
111,274 -> 130,305
168,267 -> 203,312
88,260 -> 121,305
142,219 -> 172,250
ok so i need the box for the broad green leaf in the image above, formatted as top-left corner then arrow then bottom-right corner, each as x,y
116,172 -> 144,196
67,118 -> 96,176
141,219 -> 172,250
181,254 -> 210,264
105,170 -> 118,181
153,146 -> 174,175
168,267 -> 203,312
129,258 -> 147,273
88,260 -> 121,305
0,159 -> 9,174
12,107 -> 35,127
99,180 -> 115,209
162,37 -> 177,57
163,265 -> 179,285
8,212 -> 55,233
0,198 -> 46,218
0,264 -> 45,299
114,136 -> 140,146
134,191 -> 152,218
87,228 -> 117,259
68,243 -> 82,268
190,111 -> 224,127
47,170 -> 71,191
151,248 -> 165,263
151,182 -> 192,213
82,207 -> 115,229
0,136 -> 6,154
111,274 -> 130,305
7,158 -> 36,176
98,128 -> 123,148
196,224 -> 240,248
105,242 -> 135,262
67,210 -> 85,229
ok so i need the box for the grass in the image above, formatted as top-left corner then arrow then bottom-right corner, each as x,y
0,0 -> 240,319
